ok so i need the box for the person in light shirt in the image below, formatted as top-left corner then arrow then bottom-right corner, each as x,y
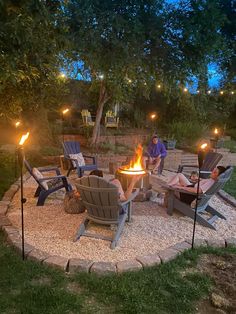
167,166 -> 227,204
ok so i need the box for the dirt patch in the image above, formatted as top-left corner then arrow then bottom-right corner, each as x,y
195,254 -> 236,314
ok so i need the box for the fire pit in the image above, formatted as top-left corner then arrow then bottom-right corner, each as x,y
116,144 -> 152,200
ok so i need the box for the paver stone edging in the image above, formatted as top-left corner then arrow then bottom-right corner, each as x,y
1,175 -> 236,275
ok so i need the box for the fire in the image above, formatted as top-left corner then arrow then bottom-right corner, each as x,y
62,108 -> 69,115
19,132 -> 29,146
214,128 -> 218,134
120,144 -> 146,175
200,143 -> 208,150
15,121 -> 21,128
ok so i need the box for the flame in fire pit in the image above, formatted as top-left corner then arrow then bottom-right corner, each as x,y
119,144 -> 146,175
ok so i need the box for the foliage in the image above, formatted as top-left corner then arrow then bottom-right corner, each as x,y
166,121 -> 208,147
223,140 -> 236,153
39,146 -> 62,157
0,152 -> 18,198
99,142 -> 133,155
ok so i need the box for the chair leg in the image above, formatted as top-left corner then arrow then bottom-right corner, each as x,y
67,167 -> 72,177
34,186 -> 41,197
167,190 -> 174,215
37,191 -> 49,206
205,205 -> 226,220
74,218 -> 89,241
110,213 -> 127,249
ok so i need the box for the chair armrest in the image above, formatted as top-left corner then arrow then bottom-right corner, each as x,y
120,188 -> 140,205
38,175 -> 66,181
199,170 -> 211,174
38,166 -> 61,175
162,184 -> 204,196
83,155 -> 96,160
178,164 -> 199,172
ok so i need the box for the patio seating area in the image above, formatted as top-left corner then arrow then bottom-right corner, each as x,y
7,167 -> 236,263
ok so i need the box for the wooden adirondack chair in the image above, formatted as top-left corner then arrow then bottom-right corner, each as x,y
81,109 -> 95,126
24,160 -> 72,206
165,166 -> 233,230
105,110 -> 119,128
75,175 -> 139,249
62,141 -> 97,177
178,152 -> 223,178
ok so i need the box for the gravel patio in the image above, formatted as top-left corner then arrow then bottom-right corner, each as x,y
7,169 -> 236,263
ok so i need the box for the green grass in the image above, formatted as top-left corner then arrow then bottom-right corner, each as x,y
1,229 -> 236,314
224,166 -> 236,198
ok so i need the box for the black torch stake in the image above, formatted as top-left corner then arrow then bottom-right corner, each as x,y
191,144 -> 207,249
17,145 -> 27,260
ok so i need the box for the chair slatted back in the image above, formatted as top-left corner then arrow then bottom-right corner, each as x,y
198,166 -> 233,209
24,160 -> 46,190
201,152 -> 222,171
76,176 -> 120,221
63,141 -> 81,156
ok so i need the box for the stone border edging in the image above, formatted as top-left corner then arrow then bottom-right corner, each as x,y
0,174 -> 236,275
218,189 -> 236,208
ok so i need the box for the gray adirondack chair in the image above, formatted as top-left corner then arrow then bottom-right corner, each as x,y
75,176 -> 139,249
165,166 -> 233,230
178,152 -> 223,179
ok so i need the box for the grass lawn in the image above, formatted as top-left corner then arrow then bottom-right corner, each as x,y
1,151 -> 236,313
224,167 -> 236,198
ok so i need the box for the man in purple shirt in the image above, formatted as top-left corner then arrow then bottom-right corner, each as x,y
144,135 -> 167,174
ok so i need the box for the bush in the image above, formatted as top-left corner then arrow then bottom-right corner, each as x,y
40,146 -> 62,156
223,140 -> 236,153
166,122 -> 208,147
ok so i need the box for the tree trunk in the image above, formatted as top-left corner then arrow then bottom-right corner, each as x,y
90,82 -> 109,145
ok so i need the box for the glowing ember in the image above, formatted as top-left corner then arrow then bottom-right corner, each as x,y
200,143 -> 208,150
19,132 -> 29,146
119,144 -> 146,175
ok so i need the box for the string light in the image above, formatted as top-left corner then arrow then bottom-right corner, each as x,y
183,87 -> 188,92
59,73 -> 66,79
220,91 -> 224,95
207,90 -> 211,94
196,90 -> 200,94
98,74 -> 104,80
231,91 -> 235,95
157,84 -> 161,89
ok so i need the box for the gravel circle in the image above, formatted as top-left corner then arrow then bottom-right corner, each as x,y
7,171 -> 236,263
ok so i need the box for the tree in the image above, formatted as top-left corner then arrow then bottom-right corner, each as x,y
66,0 -> 231,144
0,0 -> 68,144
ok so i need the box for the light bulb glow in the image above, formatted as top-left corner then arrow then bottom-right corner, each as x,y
62,108 -> 69,115
200,143 -> 208,150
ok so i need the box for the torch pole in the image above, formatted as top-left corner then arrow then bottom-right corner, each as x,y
18,146 -> 26,260
62,114 -> 64,143
191,168 -> 201,249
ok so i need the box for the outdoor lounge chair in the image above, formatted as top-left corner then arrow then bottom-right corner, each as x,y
24,160 -> 72,206
75,175 -> 139,249
62,141 -> 97,177
105,110 -> 119,128
81,109 -> 95,126
165,166 -> 233,230
178,152 -> 223,178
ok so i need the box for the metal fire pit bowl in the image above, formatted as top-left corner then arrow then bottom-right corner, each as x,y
118,166 -> 147,176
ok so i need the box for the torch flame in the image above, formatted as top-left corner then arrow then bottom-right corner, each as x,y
151,114 -> 156,120
200,143 -> 208,150
15,121 -> 20,128
19,132 -> 29,146
120,144 -> 146,175
62,108 -> 69,115
214,128 -> 218,134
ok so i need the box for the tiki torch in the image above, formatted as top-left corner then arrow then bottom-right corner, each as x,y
14,121 -> 21,178
18,132 -> 29,260
192,143 -> 208,249
62,108 -> 70,142
214,128 -> 219,152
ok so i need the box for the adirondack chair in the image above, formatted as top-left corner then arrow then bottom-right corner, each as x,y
24,160 -> 72,206
165,166 -> 233,230
105,110 -> 119,128
178,152 -> 223,179
62,141 -> 97,177
81,109 -> 95,126
75,175 -> 139,249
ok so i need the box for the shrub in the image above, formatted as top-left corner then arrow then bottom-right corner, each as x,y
40,146 -> 62,156
166,122 -> 208,147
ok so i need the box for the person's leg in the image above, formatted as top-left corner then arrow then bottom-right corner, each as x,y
168,173 -> 191,186
158,157 -> 164,175
152,157 -> 161,173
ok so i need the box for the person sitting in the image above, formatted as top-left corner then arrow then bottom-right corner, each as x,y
143,135 -> 167,175
189,170 -> 199,183
89,170 -> 142,201
167,166 -> 227,204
